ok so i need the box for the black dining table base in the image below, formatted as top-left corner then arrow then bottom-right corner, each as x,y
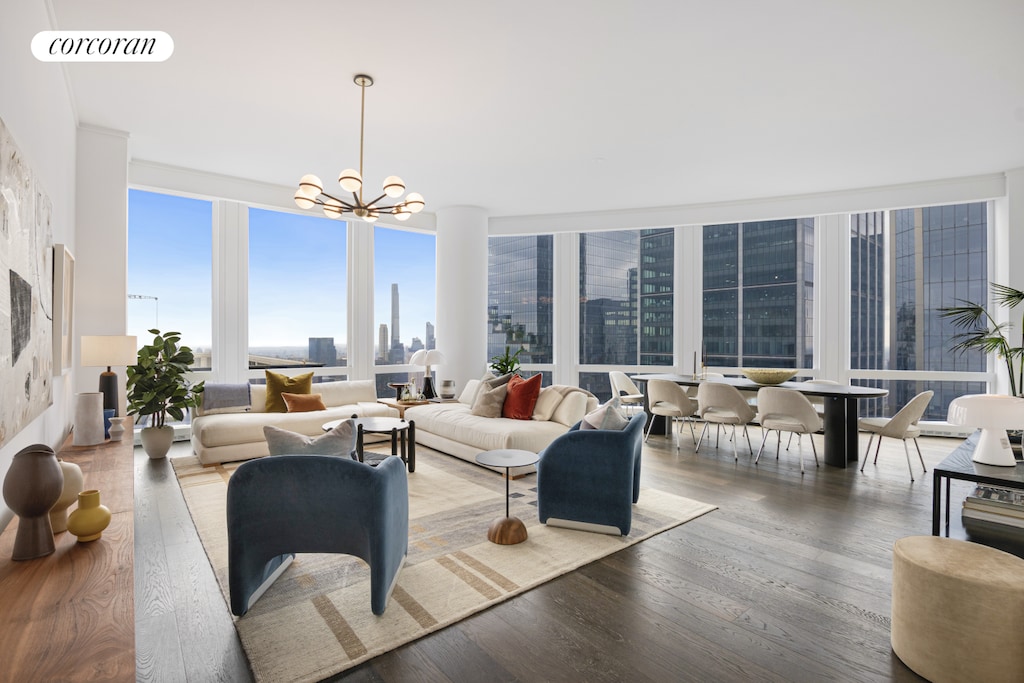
821,396 -> 860,468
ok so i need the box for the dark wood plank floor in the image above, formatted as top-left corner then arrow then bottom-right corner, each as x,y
135,427 -> 981,682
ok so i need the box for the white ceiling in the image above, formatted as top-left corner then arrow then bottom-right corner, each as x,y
51,0 -> 1024,219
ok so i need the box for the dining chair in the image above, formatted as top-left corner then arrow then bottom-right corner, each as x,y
609,371 -> 645,415
686,372 -> 724,399
696,382 -> 756,460
754,387 -> 822,473
644,379 -> 698,448
858,390 -> 934,482
785,378 -> 840,447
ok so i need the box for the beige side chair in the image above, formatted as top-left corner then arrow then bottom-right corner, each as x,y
754,387 -> 822,474
859,390 -> 933,482
786,378 -> 840,448
644,379 -> 697,449
696,382 -> 756,461
609,371 -> 645,415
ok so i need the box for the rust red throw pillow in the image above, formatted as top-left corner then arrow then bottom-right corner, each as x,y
502,373 -> 542,420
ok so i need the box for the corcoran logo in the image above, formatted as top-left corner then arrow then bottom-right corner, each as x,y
32,31 -> 173,62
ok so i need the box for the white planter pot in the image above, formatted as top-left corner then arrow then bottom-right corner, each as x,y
140,425 -> 175,459
73,393 -> 105,446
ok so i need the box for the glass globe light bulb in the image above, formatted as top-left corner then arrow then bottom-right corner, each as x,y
382,176 -> 405,198
323,197 -> 344,219
404,192 -> 425,213
338,169 -> 362,193
294,189 -> 315,209
299,174 -> 323,197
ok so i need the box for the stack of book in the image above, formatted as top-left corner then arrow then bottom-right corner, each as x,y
962,485 -> 1024,540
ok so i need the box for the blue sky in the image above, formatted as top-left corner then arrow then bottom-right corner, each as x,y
128,189 -> 436,351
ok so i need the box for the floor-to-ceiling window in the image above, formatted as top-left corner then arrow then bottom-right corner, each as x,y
374,226 -> 437,396
487,235 -> 554,384
248,208 -> 346,379
127,189 -> 212,371
850,202 -> 988,419
702,218 -> 814,369
578,228 -> 674,398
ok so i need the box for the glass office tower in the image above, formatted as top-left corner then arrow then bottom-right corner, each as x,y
702,219 -> 814,368
487,235 -> 554,364
851,203 -> 988,419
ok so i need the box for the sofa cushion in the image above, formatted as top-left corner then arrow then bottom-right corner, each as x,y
265,371 -> 314,413
471,382 -> 508,418
264,421 -> 356,457
532,387 -> 564,421
405,403 -> 568,453
503,374 -> 542,420
193,402 -> 396,449
459,379 -> 482,405
318,379 -> 377,407
580,397 -> 629,430
484,372 -> 514,389
282,392 -> 327,412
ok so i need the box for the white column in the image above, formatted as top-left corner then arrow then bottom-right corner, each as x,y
817,213 -> 849,382
551,232 -> 577,385
347,222 -> 375,380
212,201 -> 248,381
75,125 -> 130,411
435,206 -> 488,394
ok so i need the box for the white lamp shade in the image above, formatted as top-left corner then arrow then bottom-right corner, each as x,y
81,335 -> 137,367
409,349 -> 426,365
293,189 -> 315,209
298,174 -> 322,196
322,197 -> 344,219
424,349 -> 446,367
404,192 -> 425,213
948,394 -> 1024,466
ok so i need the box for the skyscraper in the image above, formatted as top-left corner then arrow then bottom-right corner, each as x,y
377,324 -> 389,363
308,337 -> 336,367
388,283 -> 405,363
425,321 -> 435,351
488,236 -> 554,363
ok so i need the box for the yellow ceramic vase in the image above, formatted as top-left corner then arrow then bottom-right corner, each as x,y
66,489 -> 111,542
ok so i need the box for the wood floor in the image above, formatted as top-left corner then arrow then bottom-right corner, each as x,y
134,428 -> 980,682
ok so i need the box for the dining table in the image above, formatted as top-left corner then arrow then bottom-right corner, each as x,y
630,373 -> 888,468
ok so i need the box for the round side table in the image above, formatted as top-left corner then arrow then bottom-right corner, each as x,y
475,448 -> 539,545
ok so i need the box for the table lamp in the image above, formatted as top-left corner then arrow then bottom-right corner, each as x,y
81,335 -> 137,415
410,349 -> 447,399
947,394 -> 1024,467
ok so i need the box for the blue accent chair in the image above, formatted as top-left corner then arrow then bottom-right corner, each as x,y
536,412 -> 646,536
227,454 -> 408,617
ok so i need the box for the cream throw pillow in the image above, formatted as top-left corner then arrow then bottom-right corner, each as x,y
459,379 -> 482,405
580,397 -> 630,430
551,391 -> 589,427
263,421 -> 356,458
471,382 -> 508,418
532,387 -> 564,421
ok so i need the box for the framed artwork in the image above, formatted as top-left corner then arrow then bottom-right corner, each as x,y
52,243 -> 74,375
0,116 -> 53,449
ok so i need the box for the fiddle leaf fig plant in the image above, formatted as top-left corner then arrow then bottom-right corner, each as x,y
126,329 -> 205,428
489,345 -> 523,375
939,283 -> 1024,397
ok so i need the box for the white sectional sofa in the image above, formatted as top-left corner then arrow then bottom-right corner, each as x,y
190,380 -> 398,465
404,381 -> 598,476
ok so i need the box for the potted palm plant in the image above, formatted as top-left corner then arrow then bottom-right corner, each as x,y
126,329 -> 205,459
489,345 -> 523,375
939,283 -> 1024,396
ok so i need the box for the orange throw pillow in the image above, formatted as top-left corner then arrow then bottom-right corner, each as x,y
502,373 -> 542,420
282,392 -> 327,413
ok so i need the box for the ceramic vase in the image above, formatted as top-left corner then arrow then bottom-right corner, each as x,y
73,392 -> 105,446
2,444 -> 64,560
67,489 -> 111,542
107,417 -> 126,442
103,409 -> 115,439
140,425 -> 174,459
49,459 -> 85,534
440,379 -> 457,399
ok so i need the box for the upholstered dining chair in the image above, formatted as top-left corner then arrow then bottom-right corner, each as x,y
754,387 -> 822,473
609,371 -> 645,415
785,378 -> 840,447
227,454 -> 408,617
696,382 -> 756,461
644,379 -> 698,448
859,390 -> 934,482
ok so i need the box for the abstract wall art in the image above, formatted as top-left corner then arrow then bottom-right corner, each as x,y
0,116 -> 53,449
52,243 -> 74,375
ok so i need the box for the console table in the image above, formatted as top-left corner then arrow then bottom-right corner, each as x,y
0,433 -> 135,682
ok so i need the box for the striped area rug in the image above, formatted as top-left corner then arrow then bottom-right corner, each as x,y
172,446 -> 716,682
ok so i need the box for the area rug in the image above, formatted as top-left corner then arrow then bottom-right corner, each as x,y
171,447 -> 716,682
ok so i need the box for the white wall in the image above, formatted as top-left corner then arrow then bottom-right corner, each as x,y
0,1 -> 79,529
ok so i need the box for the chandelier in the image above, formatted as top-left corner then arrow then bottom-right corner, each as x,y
293,74 -> 424,222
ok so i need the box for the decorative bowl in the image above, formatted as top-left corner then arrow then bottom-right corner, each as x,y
741,368 -> 798,385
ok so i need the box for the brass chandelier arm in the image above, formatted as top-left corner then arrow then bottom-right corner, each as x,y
312,192 -> 409,214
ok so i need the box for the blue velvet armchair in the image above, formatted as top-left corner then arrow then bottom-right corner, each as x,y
536,411 -> 646,535
227,454 -> 408,617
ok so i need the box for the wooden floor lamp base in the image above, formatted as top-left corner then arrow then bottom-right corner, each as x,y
487,516 -> 528,545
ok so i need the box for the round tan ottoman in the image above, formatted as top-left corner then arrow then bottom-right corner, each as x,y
892,536 -> 1024,683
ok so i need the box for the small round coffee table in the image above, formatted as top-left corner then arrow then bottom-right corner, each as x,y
323,417 -> 415,472
475,448 -> 539,545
